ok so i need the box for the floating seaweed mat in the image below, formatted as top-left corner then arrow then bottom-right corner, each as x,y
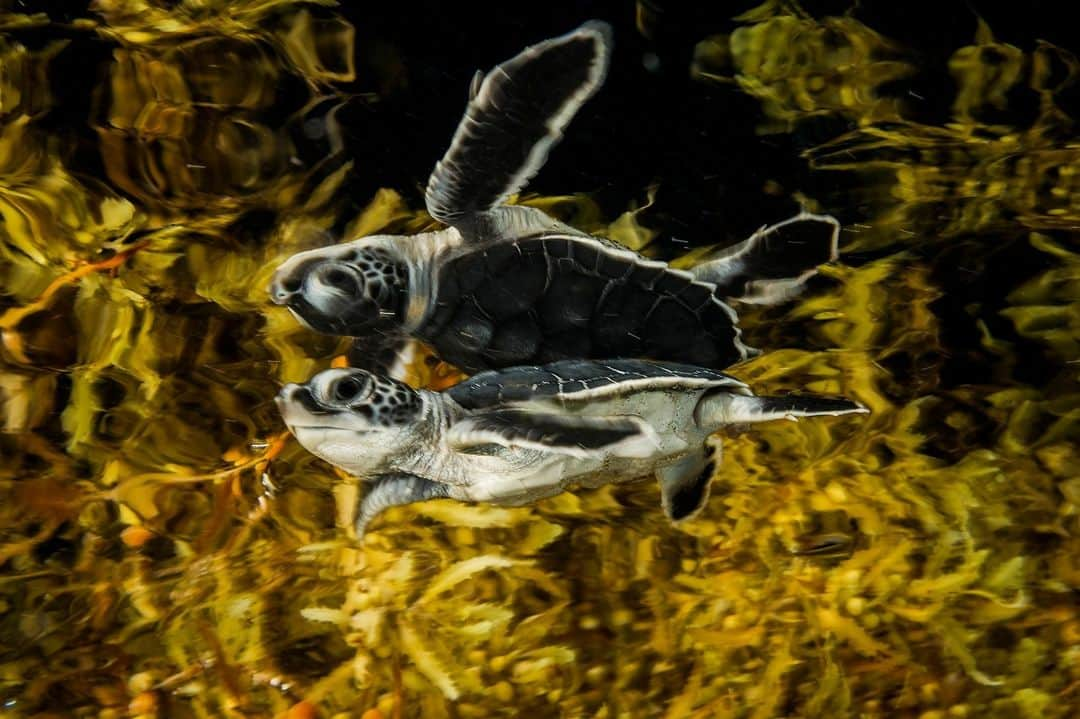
3,0 -> 1080,717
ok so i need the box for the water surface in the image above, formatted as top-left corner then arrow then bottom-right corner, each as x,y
2,1 -> 1079,717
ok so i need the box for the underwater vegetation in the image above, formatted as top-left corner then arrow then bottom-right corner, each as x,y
1,0 -> 1079,717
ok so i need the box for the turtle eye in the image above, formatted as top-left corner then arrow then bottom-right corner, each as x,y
280,275 -> 302,293
311,263 -> 359,295
324,268 -> 352,290
331,375 -> 368,403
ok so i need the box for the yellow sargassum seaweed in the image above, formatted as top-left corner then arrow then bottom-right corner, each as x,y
2,1 -> 1080,717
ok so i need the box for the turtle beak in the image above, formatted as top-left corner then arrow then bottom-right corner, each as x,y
269,255 -> 377,336
269,259 -> 310,305
271,257 -> 357,303
276,383 -> 335,425
275,384 -> 301,426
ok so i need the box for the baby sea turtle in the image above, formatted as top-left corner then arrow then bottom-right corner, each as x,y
269,21 -> 841,375
276,359 -> 866,535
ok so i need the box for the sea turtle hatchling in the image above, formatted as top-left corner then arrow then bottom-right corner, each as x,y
269,20 -> 842,376
276,359 -> 867,536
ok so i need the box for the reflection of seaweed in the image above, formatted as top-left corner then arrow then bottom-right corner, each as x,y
998,234 -> 1080,359
100,72 -> 345,214
1,37 -> 140,280
698,4 -> 1080,244
92,4 -> 355,214
1,3 -> 360,716
692,0 -> 914,133
795,15 -> 1073,244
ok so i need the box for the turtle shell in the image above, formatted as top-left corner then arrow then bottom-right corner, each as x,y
446,358 -> 745,410
416,234 -> 750,373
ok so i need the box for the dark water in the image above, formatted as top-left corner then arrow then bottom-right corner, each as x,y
2,1 -> 1079,717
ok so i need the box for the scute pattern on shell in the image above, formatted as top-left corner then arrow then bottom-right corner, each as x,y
421,235 -> 746,373
446,358 -> 743,410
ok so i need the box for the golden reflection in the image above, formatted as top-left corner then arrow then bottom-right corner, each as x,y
692,0 -> 914,133
2,1 -> 1080,717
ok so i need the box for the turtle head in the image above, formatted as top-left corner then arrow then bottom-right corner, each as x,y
270,243 -> 408,336
276,368 -> 424,476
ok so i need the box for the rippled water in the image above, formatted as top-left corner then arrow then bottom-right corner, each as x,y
2,2 -> 1079,717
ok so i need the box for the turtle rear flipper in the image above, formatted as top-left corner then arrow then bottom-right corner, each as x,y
695,391 -> 868,426
447,408 -> 659,459
656,444 -> 719,522
425,21 -> 613,229
691,212 -> 841,306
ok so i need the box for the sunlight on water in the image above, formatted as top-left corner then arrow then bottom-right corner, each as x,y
2,1 -> 1079,717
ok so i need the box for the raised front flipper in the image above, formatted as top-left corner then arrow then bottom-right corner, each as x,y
425,21 -> 613,229
447,409 -> 659,459
691,212 -> 841,306
656,444 -> 720,522
356,473 -> 451,537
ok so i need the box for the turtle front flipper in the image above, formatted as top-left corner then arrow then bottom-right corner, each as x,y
656,444 -> 719,522
425,21 -> 613,230
690,212 -> 841,306
446,409 -> 659,459
356,473 -> 451,537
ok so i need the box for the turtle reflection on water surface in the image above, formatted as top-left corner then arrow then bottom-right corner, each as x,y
276,359 -> 867,536
269,21 -> 842,376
